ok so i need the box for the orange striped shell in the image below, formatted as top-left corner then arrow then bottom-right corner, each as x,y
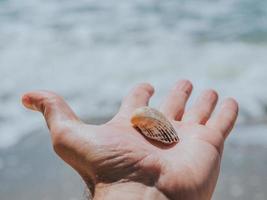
131,107 -> 179,144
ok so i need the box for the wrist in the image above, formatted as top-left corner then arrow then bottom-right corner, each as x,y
93,182 -> 169,200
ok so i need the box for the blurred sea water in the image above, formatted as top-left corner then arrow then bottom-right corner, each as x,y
0,0 -> 267,148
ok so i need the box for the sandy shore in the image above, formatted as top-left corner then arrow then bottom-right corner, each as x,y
0,119 -> 266,200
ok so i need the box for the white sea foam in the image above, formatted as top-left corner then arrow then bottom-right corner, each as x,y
0,0 -> 267,148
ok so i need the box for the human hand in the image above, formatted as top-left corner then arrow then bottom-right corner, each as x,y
22,80 -> 238,200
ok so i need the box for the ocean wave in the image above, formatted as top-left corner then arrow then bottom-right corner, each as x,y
0,0 -> 266,149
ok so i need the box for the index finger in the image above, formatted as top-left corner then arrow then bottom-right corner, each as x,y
116,83 -> 154,119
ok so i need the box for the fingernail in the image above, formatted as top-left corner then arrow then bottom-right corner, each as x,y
22,95 -> 37,111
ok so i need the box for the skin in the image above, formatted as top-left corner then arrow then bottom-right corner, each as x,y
21,80 -> 238,200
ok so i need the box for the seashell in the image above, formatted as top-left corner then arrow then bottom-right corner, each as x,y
131,106 -> 179,144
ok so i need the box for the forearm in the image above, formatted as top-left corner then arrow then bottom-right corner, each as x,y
93,182 -> 169,200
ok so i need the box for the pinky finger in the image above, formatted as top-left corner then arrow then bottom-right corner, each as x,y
206,98 -> 239,139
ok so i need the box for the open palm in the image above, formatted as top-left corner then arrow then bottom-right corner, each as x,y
22,80 -> 238,200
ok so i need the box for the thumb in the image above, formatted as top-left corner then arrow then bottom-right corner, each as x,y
22,91 -> 80,133
22,91 -> 93,179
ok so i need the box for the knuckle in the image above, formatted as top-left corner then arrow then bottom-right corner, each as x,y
51,125 -> 70,149
45,93 -> 62,105
39,93 -> 63,110
40,92 -> 59,104
178,90 -> 190,99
